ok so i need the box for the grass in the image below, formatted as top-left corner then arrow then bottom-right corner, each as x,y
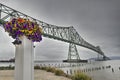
46,67 -> 56,73
72,72 -> 91,80
0,65 -> 14,70
34,65 -> 40,69
54,69 -> 65,76
35,66 -> 66,76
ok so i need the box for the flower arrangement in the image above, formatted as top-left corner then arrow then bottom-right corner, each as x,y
3,18 -> 42,42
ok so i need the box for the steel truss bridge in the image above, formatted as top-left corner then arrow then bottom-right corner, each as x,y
0,3 -> 109,62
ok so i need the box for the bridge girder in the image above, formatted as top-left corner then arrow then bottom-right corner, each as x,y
0,3 -> 108,58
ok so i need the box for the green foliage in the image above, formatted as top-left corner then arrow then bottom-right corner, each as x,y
55,69 -> 65,76
34,65 -> 40,69
72,73 -> 91,80
46,67 -> 56,73
39,66 -> 48,70
0,65 -> 14,70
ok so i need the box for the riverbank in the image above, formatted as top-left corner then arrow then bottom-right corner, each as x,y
0,70 -> 71,80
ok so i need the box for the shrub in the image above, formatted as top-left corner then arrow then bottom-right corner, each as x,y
46,67 -> 56,73
40,66 -> 48,70
55,69 -> 65,76
0,66 -> 14,70
72,73 -> 91,80
34,65 -> 40,69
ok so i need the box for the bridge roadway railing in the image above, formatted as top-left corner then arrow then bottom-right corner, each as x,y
0,3 -> 109,58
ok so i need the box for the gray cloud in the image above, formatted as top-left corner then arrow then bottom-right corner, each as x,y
0,0 -> 120,60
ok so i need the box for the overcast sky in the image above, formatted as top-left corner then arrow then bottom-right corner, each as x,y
0,0 -> 120,60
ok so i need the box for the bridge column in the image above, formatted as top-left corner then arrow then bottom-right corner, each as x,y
15,36 -> 34,80
67,43 -> 80,62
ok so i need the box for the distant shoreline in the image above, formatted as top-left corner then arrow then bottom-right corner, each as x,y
0,60 -> 62,63
0,61 -> 14,62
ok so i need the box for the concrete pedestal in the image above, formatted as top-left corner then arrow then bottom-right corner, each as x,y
15,36 -> 34,80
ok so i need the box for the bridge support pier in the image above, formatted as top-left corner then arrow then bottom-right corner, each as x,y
15,36 -> 34,80
68,43 -> 80,62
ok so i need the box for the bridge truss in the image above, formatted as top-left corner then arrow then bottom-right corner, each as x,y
0,3 -> 109,61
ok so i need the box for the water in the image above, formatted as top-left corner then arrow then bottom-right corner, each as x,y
0,62 -> 14,67
0,61 -> 71,68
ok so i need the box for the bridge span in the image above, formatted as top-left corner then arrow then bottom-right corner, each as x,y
0,3 -> 109,61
